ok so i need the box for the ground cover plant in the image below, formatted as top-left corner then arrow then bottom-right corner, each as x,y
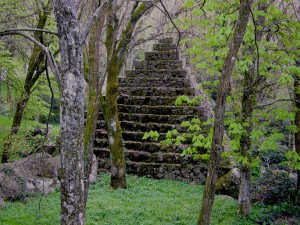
1,173 -> 295,225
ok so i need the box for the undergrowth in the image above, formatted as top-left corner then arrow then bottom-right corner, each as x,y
1,174 -> 295,225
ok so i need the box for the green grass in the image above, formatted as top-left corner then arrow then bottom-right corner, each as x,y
0,174 -> 262,225
0,115 -> 60,139
0,115 -> 60,160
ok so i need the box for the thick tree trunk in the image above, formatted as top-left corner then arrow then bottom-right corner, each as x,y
106,56 -> 127,189
52,1 -> 85,224
83,3 -> 105,213
198,1 -> 253,224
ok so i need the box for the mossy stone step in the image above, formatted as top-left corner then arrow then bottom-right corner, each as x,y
118,77 -> 190,88
118,87 -> 195,97
153,43 -> 177,52
117,95 -> 178,106
117,104 -> 203,116
94,148 -> 197,164
97,120 -> 181,133
125,69 -> 187,78
135,60 -> 182,70
98,112 -> 205,124
145,51 -> 179,61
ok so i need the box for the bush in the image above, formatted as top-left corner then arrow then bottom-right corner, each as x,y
252,145 -> 288,170
251,170 -> 295,205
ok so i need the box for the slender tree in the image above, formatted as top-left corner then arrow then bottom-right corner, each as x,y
83,0 -> 106,214
238,2 -> 267,216
198,0 -> 254,224
103,0 -> 152,189
1,1 -> 51,163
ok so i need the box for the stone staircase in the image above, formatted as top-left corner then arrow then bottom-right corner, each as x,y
94,37 -> 230,184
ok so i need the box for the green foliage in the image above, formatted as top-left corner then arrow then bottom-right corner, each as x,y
142,130 -> 160,141
175,95 -> 205,106
251,170 -> 296,205
284,150 -> 300,170
0,173 -> 285,225
0,115 -> 60,161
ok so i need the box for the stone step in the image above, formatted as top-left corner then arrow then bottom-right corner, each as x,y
94,139 -> 187,153
117,104 -> 203,116
98,158 -> 213,184
153,43 -> 177,52
117,95 -> 178,106
159,37 -> 174,44
97,120 -> 182,133
125,70 -> 186,78
95,129 -> 166,141
118,77 -> 190,88
94,130 -> 207,145
118,87 -> 195,96
145,51 -> 179,61
98,112 -> 205,124
94,148 -> 196,164
135,60 -> 182,70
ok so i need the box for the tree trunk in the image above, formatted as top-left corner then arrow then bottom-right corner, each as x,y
198,1 -> 253,224
1,95 -> 29,162
52,1 -> 85,224
106,55 -> 127,189
0,80 -> 3,103
294,62 -> 300,206
6,82 -> 11,103
83,2 -> 105,213
238,2 -> 267,216
1,2 -> 50,163
238,70 -> 255,216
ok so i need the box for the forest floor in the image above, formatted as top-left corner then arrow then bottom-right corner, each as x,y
0,173 -> 290,225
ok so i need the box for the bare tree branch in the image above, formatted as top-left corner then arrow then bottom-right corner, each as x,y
255,98 -> 299,108
0,28 -> 58,35
0,30 -> 61,88
80,0 -> 110,45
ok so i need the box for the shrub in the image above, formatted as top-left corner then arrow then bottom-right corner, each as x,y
251,170 -> 295,205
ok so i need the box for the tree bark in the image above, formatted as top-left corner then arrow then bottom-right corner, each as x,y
106,55 -> 127,189
103,0 -> 152,189
52,1 -> 85,224
1,2 -> 50,163
0,80 -> 3,103
6,81 -> 11,103
83,1 -> 105,213
238,2 -> 267,216
198,1 -> 254,224
294,61 -> 300,206
238,69 -> 255,216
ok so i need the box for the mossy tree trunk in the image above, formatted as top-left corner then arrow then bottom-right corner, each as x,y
198,1 -> 254,224
1,1 -> 51,163
6,82 -> 11,103
294,61 -> 300,206
83,1 -> 105,212
0,80 -> 3,103
53,0 -> 86,223
238,69 -> 255,216
103,0 -> 152,189
238,2 -> 267,216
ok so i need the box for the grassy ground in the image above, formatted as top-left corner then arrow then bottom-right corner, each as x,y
0,174 -> 265,225
0,115 -> 60,160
